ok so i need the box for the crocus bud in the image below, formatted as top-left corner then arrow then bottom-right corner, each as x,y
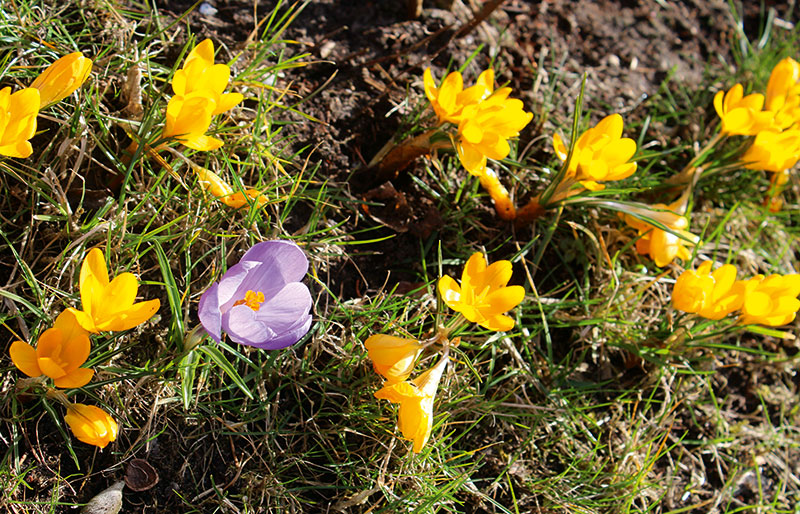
30,52 -> 92,107
64,403 -> 118,448
364,334 -> 423,383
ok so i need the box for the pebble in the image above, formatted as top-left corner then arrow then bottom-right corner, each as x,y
199,3 -> 217,16
80,481 -> 124,514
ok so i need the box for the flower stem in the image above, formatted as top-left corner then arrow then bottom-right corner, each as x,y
667,131 -> 726,186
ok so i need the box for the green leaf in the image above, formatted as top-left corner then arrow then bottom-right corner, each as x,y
198,345 -> 254,400
179,349 -> 199,410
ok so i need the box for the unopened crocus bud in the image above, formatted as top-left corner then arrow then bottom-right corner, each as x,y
364,334 -> 423,383
30,52 -> 92,107
64,403 -> 118,448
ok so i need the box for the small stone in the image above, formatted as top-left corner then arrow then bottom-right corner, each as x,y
199,3 -> 217,16
319,41 -> 336,59
607,54 -> 620,67
80,481 -> 124,514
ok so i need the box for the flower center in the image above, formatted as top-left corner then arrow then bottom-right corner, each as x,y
233,290 -> 266,311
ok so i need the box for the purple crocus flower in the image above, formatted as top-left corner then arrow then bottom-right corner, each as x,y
198,240 -> 313,349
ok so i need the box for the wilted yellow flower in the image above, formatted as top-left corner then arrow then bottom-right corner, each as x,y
364,334 -> 423,383
739,274 -> 800,327
622,201 -> 699,267
456,90 -> 533,175
438,252 -> 525,331
765,57 -> 800,131
9,310 -> 94,388
423,68 -> 493,125
672,261 -> 744,320
194,166 -> 268,208
68,248 -> 160,333
374,352 -> 448,453
0,87 -> 40,158
161,93 -> 223,151
64,403 -> 118,448
478,168 -> 516,220
713,83 -> 773,136
741,129 -> 800,172
173,39 -> 242,116
552,113 -> 637,191
30,51 -> 92,107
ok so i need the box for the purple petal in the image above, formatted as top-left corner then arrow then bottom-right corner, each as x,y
198,282 -> 222,343
254,314 -> 313,350
216,261 -> 252,310
239,241 -> 309,288
254,282 -> 313,332
222,304 -> 276,347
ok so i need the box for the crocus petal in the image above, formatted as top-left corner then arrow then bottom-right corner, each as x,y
10,340 -> 42,377
67,307 -> 99,333
481,314 -> 515,332
54,368 -> 94,388
437,275 -> 462,309
96,299 -> 160,332
0,140 -> 33,158
198,282 -> 223,343
37,358 -> 68,379
214,92 -> 243,115
483,285 -> 526,315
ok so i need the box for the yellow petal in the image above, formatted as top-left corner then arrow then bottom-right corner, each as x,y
480,314 -> 515,332
80,249 -> 110,320
68,307 -> 99,333
437,275 -> 462,309
38,357 -> 68,379
53,310 -> 90,345
483,285 -> 525,314
553,133 -> 568,161
96,299 -> 160,332
183,134 -> 224,152
10,340 -> 42,377
214,92 -> 243,115
54,368 -> 94,388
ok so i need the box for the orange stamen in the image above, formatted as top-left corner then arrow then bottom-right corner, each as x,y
233,290 -> 266,311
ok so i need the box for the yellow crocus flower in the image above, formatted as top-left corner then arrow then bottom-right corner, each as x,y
0,87 -> 40,158
552,113 -> 637,191
741,129 -> 800,172
374,352 -> 448,453
172,39 -> 242,116
30,51 -> 92,107
64,403 -> 118,448
739,274 -> 800,327
672,261 -> 744,320
9,310 -> 94,388
364,334 -> 423,383
423,68 -> 494,125
193,166 -> 268,208
456,89 -> 533,175
621,201 -> 699,267
68,248 -> 160,333
765,57 -> 800,131
438,252 -> 525,331
713,83 -> 773,135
